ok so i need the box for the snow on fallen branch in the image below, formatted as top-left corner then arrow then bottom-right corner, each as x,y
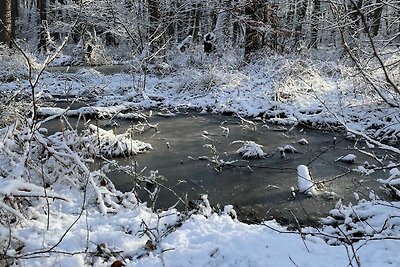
87,124 -> 152,157
310,198 -> 400,245
0,120 -> 142,226
0,180 -> 68,201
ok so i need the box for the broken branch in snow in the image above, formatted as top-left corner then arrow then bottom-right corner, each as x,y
6,194 -> 68,202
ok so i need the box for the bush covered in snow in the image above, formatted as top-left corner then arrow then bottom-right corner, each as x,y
86,124 -> 152,157
311,197 -> 400,246
235,141 -> 265,158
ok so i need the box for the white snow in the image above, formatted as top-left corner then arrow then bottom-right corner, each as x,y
336,154 -> 357,163
86,124 -> 152,157
297,138 -> 309,145
297,165 -> 318,196
235,141 -> 266,158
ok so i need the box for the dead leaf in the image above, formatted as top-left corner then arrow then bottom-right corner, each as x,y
111,260 -> 125,267
16,244 -> 25,254
145,240 -> 155,251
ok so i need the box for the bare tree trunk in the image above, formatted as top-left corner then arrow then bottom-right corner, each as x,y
148,0 -> 161,54
191,3 -> 202,44
244,0 -> 262,56
398,9 -> 400,43
37,0 -> 47,52
294,0 -> 308,47
214,0 -> 231,50
309,0 -> 321,49
370,0 -> 383,37
0,0 -> 13,47
11,0 -> 17,39
285,0 -> 295,31
348,0 -> 363,37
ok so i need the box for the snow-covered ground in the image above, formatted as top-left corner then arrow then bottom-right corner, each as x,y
1,51 -> 400,266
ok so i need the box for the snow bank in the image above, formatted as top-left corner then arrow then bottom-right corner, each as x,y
0,46 -> 38,81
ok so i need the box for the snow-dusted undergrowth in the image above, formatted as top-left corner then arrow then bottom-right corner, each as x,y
9,51 -> 397,142
235,141 -> 266,158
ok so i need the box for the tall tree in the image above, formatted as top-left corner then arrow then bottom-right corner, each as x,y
370,0 -> 383,36
0,0 -> 13,47
37,0 -> 47,52
147,0 -> 161,54
348,0 -> 363,37
244,0 -> 262,56
294,0 -> 308,47
11,0 -> 17,39
309,0 -> 321,48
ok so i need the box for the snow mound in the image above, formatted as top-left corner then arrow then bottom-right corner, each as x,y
297,165 -> 317,195
236,141 -> 265,158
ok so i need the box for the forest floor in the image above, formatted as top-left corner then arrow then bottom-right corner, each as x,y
0,50 -> 400,266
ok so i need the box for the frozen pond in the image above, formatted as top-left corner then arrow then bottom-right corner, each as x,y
44,108 -> 388,226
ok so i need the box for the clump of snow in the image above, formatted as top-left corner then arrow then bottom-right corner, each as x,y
379,168 -> 400,185
189,194 -> 213,217
378,167 -> 400,198
297,165 -> 317,195
86,124 -> 152,157
221,205 -> 237,220
235,141 -> 265,158
336,153 -> 357,163
177,35 -> 193,52
298,138 -> 309,145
